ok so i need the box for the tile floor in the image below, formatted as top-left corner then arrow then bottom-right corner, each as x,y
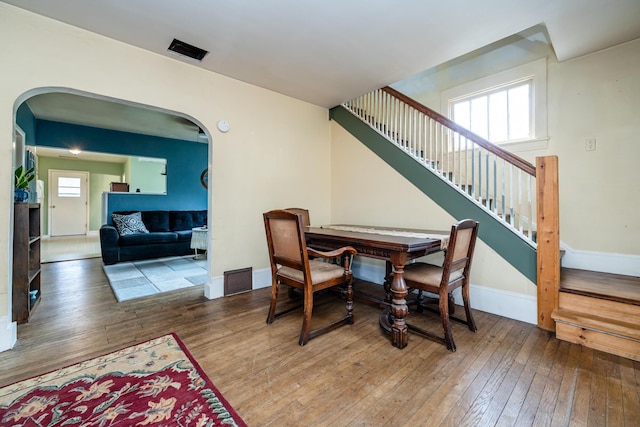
103,256 -> 207,301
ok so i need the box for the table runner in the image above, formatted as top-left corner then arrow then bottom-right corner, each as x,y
320,225 -> 449,250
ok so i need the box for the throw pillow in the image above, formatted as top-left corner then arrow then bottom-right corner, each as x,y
112,212 -> 149,235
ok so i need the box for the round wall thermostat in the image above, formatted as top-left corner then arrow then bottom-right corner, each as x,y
217,120 -> 230,133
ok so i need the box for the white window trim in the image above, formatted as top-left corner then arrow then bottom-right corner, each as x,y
441,58 -> 548,152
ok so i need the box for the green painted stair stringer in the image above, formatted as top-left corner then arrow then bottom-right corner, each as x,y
330,105 -> 537,284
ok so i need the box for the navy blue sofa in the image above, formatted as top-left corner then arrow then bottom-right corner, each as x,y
99,210 -> 207,265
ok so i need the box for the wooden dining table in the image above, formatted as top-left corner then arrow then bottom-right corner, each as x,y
305,225 -> 449,349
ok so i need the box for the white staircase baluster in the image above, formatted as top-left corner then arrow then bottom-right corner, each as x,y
342,89 -> 537,244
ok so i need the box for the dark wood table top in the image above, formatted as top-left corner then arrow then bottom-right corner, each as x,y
305,225 -> 447,260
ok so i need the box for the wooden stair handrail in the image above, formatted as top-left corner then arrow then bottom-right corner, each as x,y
382,86 -> 537,177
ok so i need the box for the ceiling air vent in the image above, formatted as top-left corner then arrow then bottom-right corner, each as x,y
168,39 -> 208,61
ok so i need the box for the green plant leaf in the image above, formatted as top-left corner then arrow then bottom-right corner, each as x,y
14,165 -> 35,189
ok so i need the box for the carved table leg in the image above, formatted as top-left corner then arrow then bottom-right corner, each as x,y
389,252 -> 409,348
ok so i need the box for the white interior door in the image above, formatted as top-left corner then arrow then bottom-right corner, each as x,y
49,170 -> 89,236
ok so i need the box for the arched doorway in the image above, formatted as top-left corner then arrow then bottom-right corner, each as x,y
11,88 -> 211,327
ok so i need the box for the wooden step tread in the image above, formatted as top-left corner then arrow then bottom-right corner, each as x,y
560,268 -> 640,305
552,308 -> 640,341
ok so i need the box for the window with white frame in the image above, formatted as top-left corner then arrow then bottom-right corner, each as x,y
57,176 -> 81,198
441,58 -> 548,150
451,79 -> 531,143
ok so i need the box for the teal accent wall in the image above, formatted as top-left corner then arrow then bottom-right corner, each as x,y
330,105 -> 537,283
16,103 -> 36,146
38,157 -> 123,234
35,120 -> 207,220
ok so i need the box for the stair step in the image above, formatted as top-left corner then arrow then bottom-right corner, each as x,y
560,268 -> 640,305
552,308 -> 640,341
554,269 -> 640,362
552,308 -> 640,361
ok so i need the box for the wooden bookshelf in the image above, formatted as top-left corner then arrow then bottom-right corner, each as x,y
12,203 -> 41,324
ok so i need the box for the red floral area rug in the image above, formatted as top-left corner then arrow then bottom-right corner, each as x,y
0,333 -> 246,426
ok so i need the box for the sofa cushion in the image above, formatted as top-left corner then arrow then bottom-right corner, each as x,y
171,211 -> 195,231
119,232 -> 178,246
141,210 -> 170,232
112,210 -> 138,220
174,230 -> 193,242
169,210 -> 207,231
192,210 -> 207,227
112,212 -> 149,235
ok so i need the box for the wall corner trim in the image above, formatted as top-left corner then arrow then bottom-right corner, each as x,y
0,316 -> 17,353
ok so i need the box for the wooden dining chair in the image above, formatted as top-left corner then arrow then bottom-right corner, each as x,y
403,219 -> 479,351
285,208 -> 310,227
263,209 -> 357,345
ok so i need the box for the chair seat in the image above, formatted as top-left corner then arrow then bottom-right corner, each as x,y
404,263 -> 463,288
278,260 -> 345,285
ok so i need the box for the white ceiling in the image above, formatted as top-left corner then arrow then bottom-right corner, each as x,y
6,0 -> 640,139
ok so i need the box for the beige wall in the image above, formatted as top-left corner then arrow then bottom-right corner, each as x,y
547,40 -> 640,254
0,5 -> 331,329
392,35 -> 640,256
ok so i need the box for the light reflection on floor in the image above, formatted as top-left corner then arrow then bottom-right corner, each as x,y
41,234 -> 101,263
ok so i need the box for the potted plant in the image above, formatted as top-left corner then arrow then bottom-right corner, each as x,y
14,165 -> 35,203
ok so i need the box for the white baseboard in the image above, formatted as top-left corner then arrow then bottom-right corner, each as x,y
204,268 -> 272,299
0,316 -> 17,353
251,260 -> 537,325
454,285 -> 537,325
561,246 -> 640,276
253,268 -> 272,290
204,275 -> 224,299
352,258 -> 387,285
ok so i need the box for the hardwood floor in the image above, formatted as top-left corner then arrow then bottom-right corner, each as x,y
2,258 -> 638,426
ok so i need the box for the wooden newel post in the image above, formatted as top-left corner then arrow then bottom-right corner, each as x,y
536,156 -> 560,331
